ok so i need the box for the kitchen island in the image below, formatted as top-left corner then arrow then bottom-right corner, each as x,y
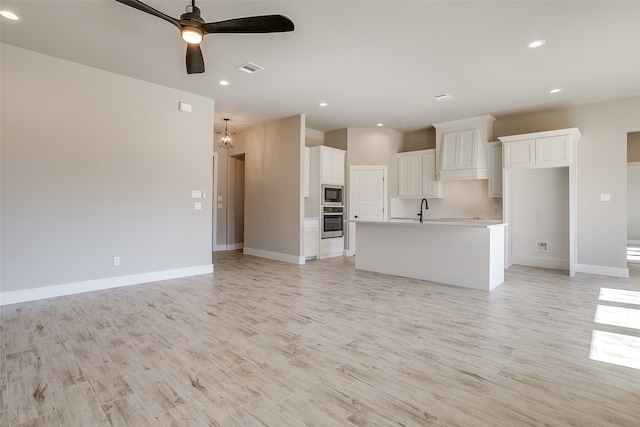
354,219 -> 506,291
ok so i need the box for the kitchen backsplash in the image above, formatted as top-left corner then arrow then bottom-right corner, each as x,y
391,179 -> 503,220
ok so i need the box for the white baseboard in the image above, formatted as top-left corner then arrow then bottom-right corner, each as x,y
0,264 -> 214,306
511,255 -> 568,270
243,247 -> 305,265
345,249 -> 355,257
213,243 -> 244,252
628,240 -> 640,245
575,263 -> 629,278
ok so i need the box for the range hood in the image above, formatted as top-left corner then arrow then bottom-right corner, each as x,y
433,115 -> 495,181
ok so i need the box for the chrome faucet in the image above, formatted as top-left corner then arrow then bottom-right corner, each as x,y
417,198 -> 429,223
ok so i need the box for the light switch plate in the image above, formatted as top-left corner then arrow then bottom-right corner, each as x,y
194,202 -> 202,210
600,193 -> 611,202
192,190 -> 202,199
179,102 -> 192,113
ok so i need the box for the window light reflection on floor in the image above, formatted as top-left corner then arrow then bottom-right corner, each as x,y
599,288 -> 640,305
590,287 -> 640,370
590,330 -> 640,370
594,304 -> 640,330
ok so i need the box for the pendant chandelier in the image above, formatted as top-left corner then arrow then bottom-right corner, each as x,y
217,118 -> 236,149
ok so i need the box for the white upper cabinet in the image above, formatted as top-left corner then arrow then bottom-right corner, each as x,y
499,128 -> 581,170
487,141 -> 503,197
397,149 -> 442,198
422,150 -> 441,198
398,153 -> 423,197
304,147 -> 311,197
434,115 -> 495,181
320,146 -> 345,185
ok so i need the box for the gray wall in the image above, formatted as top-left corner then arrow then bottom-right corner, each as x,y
508,168 -> 570,269
214,115 -> 305,259
1,44 -> 215,294
495,96 -> 640,269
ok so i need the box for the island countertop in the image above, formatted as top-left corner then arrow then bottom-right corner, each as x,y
352,218 -> 506,228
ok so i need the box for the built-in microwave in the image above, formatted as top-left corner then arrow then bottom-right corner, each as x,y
322,184 -> 343,206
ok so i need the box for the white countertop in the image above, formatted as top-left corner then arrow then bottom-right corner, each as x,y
352,218 -> 506,228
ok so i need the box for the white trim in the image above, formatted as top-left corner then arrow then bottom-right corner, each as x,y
628,162 -> 640,167
213,243 -> 244,251
628,240 -> 640,245
575,264 -> 630,278
511,256 -> 568,270
243,247 -> 305,265
0,264 -> 214,306
212,152 -> 219,252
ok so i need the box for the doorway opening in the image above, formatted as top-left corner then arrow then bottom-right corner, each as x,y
227,154 -> 246,250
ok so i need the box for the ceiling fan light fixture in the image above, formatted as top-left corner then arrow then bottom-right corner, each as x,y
217,119 -> 236,149
181,27 -> 203,44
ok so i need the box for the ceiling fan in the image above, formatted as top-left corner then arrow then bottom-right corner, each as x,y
115,0 -> 294,74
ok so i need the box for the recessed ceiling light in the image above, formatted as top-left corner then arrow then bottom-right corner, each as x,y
319,102 -> 328,107
219,80 -> 229,86
528,40 -> 546,48
549,88 -> 562,94
0,10 -> 21,20
376,123 -> 384,127
433,93 -> 453,101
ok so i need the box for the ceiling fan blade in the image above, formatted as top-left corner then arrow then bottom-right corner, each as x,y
115,0 -> 180,29
186,44 -> 205,74
203,15 -> 294,34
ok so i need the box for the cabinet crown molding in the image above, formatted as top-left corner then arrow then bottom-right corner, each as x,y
497,127 -> 581,143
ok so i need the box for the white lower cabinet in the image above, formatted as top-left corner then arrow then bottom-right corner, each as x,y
321,237 -> 343,259
304,218 -> 319,258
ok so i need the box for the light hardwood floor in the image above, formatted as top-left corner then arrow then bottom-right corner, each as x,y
2,251 -> 640,426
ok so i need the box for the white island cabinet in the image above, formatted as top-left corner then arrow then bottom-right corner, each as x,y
354,220 -> 506,291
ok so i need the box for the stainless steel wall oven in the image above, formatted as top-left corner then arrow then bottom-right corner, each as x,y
321,206 -> 344,238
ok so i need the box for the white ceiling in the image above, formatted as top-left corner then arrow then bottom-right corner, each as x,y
1,1 -> 639,134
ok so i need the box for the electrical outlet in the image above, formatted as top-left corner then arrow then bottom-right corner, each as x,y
536,242 -> 548,252
114,256 -> 121,266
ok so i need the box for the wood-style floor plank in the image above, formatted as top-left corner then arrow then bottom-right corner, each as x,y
2,251 -> 640,426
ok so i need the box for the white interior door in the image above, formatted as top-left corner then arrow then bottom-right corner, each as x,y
349,166 -> 387,255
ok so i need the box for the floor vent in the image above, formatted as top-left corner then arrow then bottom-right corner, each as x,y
237,62 -> 264,74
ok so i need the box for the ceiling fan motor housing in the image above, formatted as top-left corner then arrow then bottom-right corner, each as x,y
181,5 -> 204,23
